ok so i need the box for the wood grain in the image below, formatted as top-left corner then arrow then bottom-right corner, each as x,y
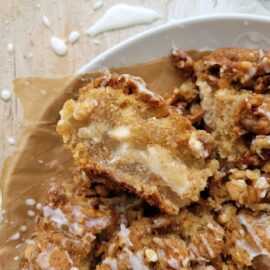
0,0 -> 269,166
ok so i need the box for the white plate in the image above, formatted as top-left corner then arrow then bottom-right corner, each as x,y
78,13 -> 270,74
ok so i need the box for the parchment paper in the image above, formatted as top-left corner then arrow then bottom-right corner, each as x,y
0,52 -> 206,269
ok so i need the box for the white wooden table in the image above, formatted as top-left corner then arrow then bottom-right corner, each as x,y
1,0 -> 270,166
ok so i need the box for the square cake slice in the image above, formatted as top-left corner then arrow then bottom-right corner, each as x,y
57,74 -> 218,214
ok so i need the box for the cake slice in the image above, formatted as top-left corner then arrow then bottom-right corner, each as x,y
194,48 -> 270,164
20,183 -> 114,270
57,74 -> 218,215
224,209 -> 270,268
20,176 -> 142,270
97,207 -> 224,270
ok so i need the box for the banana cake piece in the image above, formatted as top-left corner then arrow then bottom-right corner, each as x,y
57,74 -> 218,215
194,48 -> 270,164
20,176 -> 143,270
97,207 -> 225,270
224,209 -> 270,268
20,183 -> 113,270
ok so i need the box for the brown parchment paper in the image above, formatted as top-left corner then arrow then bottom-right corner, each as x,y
0,52 -> 206,269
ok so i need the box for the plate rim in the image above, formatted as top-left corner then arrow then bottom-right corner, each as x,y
78,13 -> 270,74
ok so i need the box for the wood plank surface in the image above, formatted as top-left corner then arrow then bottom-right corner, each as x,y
0,0 -> 269,165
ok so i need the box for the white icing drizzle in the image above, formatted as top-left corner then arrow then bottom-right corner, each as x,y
7,43 -> 14,54
103,257 -> 118,270
93,0 -> 103,11
262,57 -> 270,73
124,248 -> 149,270
27,210 -> 36,217
206,223 -> 224,240
7,232 -> 20,242
118,223 -> 133,247
50,36 -> 68,56
36,203 -> 43,210
69,222 -> 84,236
236,239 -> 260,260
119,74 -> 161,101
72,205 -> 85,219
189,243 -> 207,262
188,132 -> 209,158
43,206 -> 68,228
243,65 -> 257,82
0,89 -> 12,101
25,239 -> 35,245
200,235 -> 214,258
258,104 -> 270,120
25,198 -> 36,206
7,137 -> 16,145
20,225 -> 28,232
13,256 -> 19,261
42,15 -> 50,28
37,248 -> 74,270
36,250 -> 53,269
238,214 -> 269,258
85,216 -> 109,228
167,257 -> 181,269
68,31 -> 80,44
86,4 -> 160,37
108,126 -> 130,139
254,176 -> 269,198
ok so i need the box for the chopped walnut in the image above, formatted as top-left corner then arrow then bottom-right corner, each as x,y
188,130 -> 216,158
251,135 -> 270,157
236,61 -> 257,83
226,169 -> 269,205
254,75 -> 270,93
226,179 -> 253,204
239,95 -> 270,134
177,80 -> 199,102
236,155 -> 261,167
172,49 -> 194,78
166,81 -> 199,106
188,104 -> 203,124
47,184 -> 67,206
262,161 -> 270,173
144,248 -> 158,262
194,48 -> 270,91
165,80 -> 201,124
217,204 -> 237,224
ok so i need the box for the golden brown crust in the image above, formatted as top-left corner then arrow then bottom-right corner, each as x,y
97,207 -> 225,270
224,209 -> 270,268
57,73 -> 217,215
195,48 -> 270,91
194,49 -> 270,164
20,175 -> 143,270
